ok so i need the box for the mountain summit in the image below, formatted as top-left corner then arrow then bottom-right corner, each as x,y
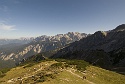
113,24 -> 125,32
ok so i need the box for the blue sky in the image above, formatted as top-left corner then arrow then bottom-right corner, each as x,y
0,0 -> 125,38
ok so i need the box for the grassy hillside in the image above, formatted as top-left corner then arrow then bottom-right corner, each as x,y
0,59 -> 125,84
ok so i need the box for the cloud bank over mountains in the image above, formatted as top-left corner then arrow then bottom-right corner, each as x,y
0,23 -> 16,31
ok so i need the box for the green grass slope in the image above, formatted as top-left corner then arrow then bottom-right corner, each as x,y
0,59 -> 125,84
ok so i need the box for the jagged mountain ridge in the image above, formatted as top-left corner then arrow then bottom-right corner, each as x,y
51,24 -> 125,69
0,32 -> 87,68
33,32 -> 87,43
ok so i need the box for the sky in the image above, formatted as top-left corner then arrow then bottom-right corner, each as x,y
0,0 -> 125,39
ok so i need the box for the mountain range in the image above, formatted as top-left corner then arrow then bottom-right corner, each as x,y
0,24 -> 125,84
0,24 -> 125,72
51,24 -> 125,72
0,32 -> 87,68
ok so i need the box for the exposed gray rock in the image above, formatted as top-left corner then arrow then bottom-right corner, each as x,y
0,32 -> 87,66
51,24 -> 125,68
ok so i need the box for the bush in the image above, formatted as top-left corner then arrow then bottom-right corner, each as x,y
66,60 -> 89,71
0,68 -> 11,78
24,63 -> 35,68
51,62 -> 63,68
55,59 -> 67,62
37,78 -> 46,82
54,59 -> 89,71
0,68 -> 10,73
0,73 -> 5,78
45,74 -> 56,79
36,74 -> 56,83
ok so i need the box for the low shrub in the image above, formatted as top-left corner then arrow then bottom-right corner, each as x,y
45,74 -> 56,79
24,63 -> 35,68
51,62 -> 63,68
0,68 -> 11,78
55,59 -> 89,71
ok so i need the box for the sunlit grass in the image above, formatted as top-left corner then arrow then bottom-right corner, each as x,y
0,59 -> 125,84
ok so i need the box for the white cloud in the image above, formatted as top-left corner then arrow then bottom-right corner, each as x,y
0,23 -> 16,31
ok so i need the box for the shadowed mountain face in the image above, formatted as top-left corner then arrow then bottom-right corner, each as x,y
0,32 -> 87,68
113,24 -> 125,32
51,24 -> 125,69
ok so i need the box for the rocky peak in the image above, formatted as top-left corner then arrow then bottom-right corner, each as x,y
113,24 -> 125,32
93,31 -> 107,38
34,32 -> 87,42
0,32 -> 87,64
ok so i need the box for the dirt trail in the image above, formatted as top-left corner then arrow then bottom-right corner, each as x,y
7,62 -> 57,83
7,62 -> 52,83
7,67 -> 43,83
66,69 -> 95,84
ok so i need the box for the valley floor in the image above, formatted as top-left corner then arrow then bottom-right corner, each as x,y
0,60 -> 125,84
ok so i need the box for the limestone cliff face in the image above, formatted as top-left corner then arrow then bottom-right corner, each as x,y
0,32 -> 87,64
